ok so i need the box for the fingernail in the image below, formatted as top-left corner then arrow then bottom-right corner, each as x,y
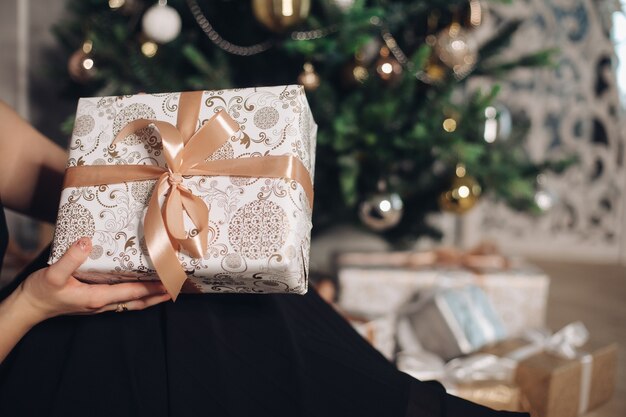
76,237 -> 91,251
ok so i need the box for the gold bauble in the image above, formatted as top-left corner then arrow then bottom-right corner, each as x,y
252,0 -> 311,32
434,23 -> 477,80
375,47 -> 403,83
341,60 -> 369,86
438,166 -> 481,214
67,47 -> 96,83
297,62 -> 320,91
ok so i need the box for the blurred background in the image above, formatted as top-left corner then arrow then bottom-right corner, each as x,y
0,1 -> 625,416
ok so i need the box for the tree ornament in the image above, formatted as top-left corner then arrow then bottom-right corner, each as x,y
141,40 -> 159,58
109,0 -> 140,15
482,103 -> 512,143
534,174 -> 558,212
297,62 -> 320,91
464,0 -> 486,28
375,46 -> 403,83
67,41 -> 96,83
342,59 -> 369,86
438,164 -> 481,214
142,0 -> 182,44
330,0 -> 356,12
434,22 -> 477,80
252,0 -> 311,33
108,0 -> 125,9
359,189 -> 404,232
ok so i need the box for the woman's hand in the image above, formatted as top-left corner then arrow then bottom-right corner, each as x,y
0,237 -> 171,363
19,237 -> 171,320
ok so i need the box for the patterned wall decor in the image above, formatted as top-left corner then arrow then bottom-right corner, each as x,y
463,0 -> 626,262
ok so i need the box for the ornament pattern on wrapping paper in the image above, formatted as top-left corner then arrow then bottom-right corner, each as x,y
130,179 -> 156,205
253,106 -> 280,129
112,103 -> 158,146
51,202 -> 96,260
73,115 -> 95,137
51,86 -> 315,294
205,142 -> 234,161
228,200 -> 289,260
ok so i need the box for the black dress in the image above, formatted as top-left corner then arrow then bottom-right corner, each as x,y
0,203 -> 527,417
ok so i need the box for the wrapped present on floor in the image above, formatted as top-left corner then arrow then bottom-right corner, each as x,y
481,322 -> 618,417
346,314 -> 397,361
336,246 -> 549,336
398,285 -> 508,361
397,350 -> 524,412
49,86 -> 317,299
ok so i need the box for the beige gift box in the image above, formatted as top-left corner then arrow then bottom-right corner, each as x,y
49,85 -> 317,295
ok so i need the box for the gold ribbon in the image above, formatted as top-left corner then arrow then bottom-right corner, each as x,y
63,91 -> 314,300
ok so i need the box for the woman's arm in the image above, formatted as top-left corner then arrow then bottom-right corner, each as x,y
0,100 -> 67,223
0,102 -> 171,364
0,237 -> 170,363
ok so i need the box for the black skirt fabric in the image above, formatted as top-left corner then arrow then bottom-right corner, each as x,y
0,211 -> 527,417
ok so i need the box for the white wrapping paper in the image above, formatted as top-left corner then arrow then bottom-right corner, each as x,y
49,85 -> 317,294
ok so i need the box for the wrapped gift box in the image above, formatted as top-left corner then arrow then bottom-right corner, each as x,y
336,250 -> 549,336
482,333 -> 618,417
449,381 -> 524,412
397,351 -> 524,412
49,86 -> 317,297
399,285 -> 507,360
347,314 -> 397,361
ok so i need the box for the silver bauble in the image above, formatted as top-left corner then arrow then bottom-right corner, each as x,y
358,192 -> 404,231
483,103 -> 512,143
142,3 -> 182,43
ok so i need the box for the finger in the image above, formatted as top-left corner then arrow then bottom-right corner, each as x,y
47,237 -> 92,285
95,293 -> 171,314
85,281 -> 168,310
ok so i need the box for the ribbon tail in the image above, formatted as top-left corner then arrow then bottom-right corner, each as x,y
144,177 -> 188,301
177,190 -> 210,259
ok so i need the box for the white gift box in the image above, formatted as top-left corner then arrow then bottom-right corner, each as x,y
336,252 -> 549,336
49,85 -> 317,295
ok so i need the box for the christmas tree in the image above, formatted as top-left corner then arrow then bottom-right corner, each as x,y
51,0 -> 570,245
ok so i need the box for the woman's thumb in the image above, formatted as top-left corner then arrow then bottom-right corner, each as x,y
48,237 -> 92,284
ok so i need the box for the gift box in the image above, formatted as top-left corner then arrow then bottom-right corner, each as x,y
49,86 -> 317,298
336,249 -> 549,336
399,285 -> 507,361
397,351 -> 524,412
481,323 -> 618,417
450,381 -> 524,412
347,314 -> 397,361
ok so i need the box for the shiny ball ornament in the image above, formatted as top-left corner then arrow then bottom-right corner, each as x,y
67,47 -> 96,83
534,174 -> 558,212
434,23 -> 478,80
331,0 -> 356,12
482,103 -> 512,143
375,47 -> 403,83
359,192 -> 404,231
464,0 -> 486,28
297,62 -> 320,91
438,166 -> 482,214
342,60 -> 369,86
252,0 -> 311,33
141,40 -> 159,58
108,0 -> 125,9
142,1 -> 182,44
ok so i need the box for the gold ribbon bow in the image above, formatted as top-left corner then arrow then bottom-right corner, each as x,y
63,91 -> 314,300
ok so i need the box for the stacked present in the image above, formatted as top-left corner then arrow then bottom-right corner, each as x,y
49,86 -> 317,300
332,248 -> 617,415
